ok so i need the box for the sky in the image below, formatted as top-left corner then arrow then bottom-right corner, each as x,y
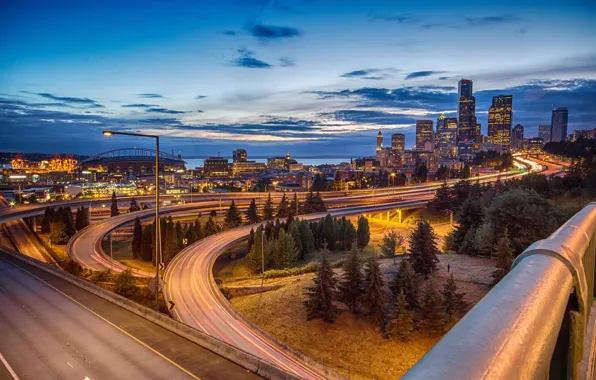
1,0 -> 595,158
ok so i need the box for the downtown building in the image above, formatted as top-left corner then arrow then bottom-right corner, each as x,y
551,107 -> 569,142
436,115 -> 458,159
487,95 -> 513,152
457,79 -> 479,158
416,120 -> 434,151
391,133 -> 405,153
512,124 -> 524,149
539,125 -> 552,145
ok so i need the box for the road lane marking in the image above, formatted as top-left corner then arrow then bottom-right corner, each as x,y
67,362 -> 74,368
4,259 -> 202,380
0,350 -> 20,380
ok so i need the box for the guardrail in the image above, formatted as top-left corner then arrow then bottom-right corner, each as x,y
404,202 -> 596,380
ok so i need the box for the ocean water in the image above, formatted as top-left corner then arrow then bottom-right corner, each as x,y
184,157 -> 351,169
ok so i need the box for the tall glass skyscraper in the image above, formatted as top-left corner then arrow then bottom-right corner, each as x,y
437,115 -> 458,158
539,125 -> 551,144
488,95 -> 513,151
416,120 -> 434,150
512,124 -> 524,149
551,107 -> 569,142
457,79 -> 477,154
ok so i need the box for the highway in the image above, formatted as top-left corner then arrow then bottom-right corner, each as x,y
0,248 -> 259,380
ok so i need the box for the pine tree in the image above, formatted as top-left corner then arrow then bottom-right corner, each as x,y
298,220 -> 315,258
386,290 -> 414,342
302,192 -> 315,214
263,193 -> 274,220
49,220 -> 69,244
75,207 -> 86,231
246,226 -> 270,272
246,198 -> 261,223
129,197 -> 139,212
442,273 -> 466,319
288,222 -> 303,256
430,180 -> 453,214
304,249 -> 338,322
276,193 -> 289,218
110,191 -> 119,217
321,214 -> 337,250
61,207 -> 76,238
41,207 -> 53,233
421,281 -> 444,335
132,217 -> 143,258
225,200 -> 242,228
247,227 -> 255,253
391,259 -> 418,309
408,221 -> 439,278
492,229 -> 514,285
205,216 -> 218,236
289,192 -> 299,216
140,224 -> 154,261
361,254 -> 386,330
271,228 -> 298,269
356,216 -> 370,250
380,229 -> 405,263
184,224 -> 198,245
338,247 -> 364,313
163,221 -> 179,264
452,196 -> 483,252
344,221 -> 357,251
313,192 -> 327,212
175,221 -> 184,249
194,219 -> 203,239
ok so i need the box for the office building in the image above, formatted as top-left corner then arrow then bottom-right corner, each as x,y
573,128 -> 596,141
204,157 -> 229,177
436,115 -> 458,158
376,130 -> 383,151
512,124 -> 524,149
231,161 -> 267,176
232,149 -> 247,163
487,95 -> 513,151
551,107 -> 569,142
457,79 -> 478,152
416,120 -> 434,151
524,137 -> 544,153
539,125 -> 551,144
391,133 -> 405,153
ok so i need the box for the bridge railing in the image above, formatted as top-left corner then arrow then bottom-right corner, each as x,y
404,202 -> 596,380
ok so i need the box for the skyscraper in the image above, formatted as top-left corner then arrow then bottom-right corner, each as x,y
539,125 -> 551,144
487,95 -> 513,151
391,133 -> 405,153
376,130 -> 383,151
551,107 -> 569,142
416,120 -> 434,151
436,115 -> 458,158
512,124 -> 524,149
457,79 -> 477,155
232,148 -> 247,163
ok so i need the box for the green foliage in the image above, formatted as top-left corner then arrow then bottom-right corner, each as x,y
361,254 -> 386,330
246,198 -> 261,223
408,221 -> 439,278
75,206 -> 89,231
271,228 -> 299,269
386,290 -> 414,342
49,221 -> 69,244
205,215 -> 219,236
115,268 -> 137,298
302,191 -> 327,214
163,220 -> 179,264
310,174 -> 329,192
132,217 -> 143,258
110,191 -> 119,217
263,193 -> 274,220
225,200 -> 242,228
129,197 -> 140,212
245,225 -> 271,272
338,247 -> 364,313
140,224 -> 154,261
297,219 -> 315,258
356,216 -> 370,250
452,196 -> 484,254
391,259 -> 418,309
288,222 -> 303,257
492,229 -> 514,285
41,207 -> 53,233
421,281 -> 444,335
304,250 -> 339,322
442,273 -> 467,319
379,229 -> 405,262
412,163 -> 428,183
276,193 -> 290,218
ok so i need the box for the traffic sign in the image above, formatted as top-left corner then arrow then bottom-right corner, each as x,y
159,262 -> 165,271
168,300 -> 176,310
182,238 -> 188,245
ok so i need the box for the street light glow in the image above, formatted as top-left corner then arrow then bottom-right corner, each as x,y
102,131 -> 113,136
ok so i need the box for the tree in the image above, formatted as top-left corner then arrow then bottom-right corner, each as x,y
75,206 -> 87,231
492,229 -> 514,285
356,216 -> 370,250
409,221 -> 439,278
271,228 -> 299,268
386,290 -> 414,341
194,219 -> 203,239
344,220 -> 357,251
442,273 -> 466,319
246,198 -> 261,223
452,195 -> 484,254
162,220 -> 179,264
184,225 -> 198,245
289,192 -> 299,216
247,227 -> 255,253
132,217 -> 143,258
175,221 -> 184,249
110,191 -> 119,217
460,163 -> 471,179
41,207 -> 54,233
421,281 -> 444,335
338,247 -> 364,313
310,174 -> 328,192
430,180 -> 453,214
391,259 -> 418,309
297,220 -> 315,258
288,222 -> 303,257
60,207 -> 76,238
412,163 -> 428,183
140,224 -> 154,262
263,193 -> 274,220
205,216 -> 219,236
49,221 -> 68,244
245,226 -> 270,271
379,229 -> 405,263
304,249 -> 338,322
115,268 -> 137,298
276,193 -> 290,218
225,200 -> 242,228
129,197 -> 140,212
361,254 -> 386,330
321,214 -> 337,250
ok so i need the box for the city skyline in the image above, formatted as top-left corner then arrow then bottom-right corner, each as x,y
1,0 -> 595,156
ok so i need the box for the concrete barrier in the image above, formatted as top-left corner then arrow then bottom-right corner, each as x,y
0,247 -> 301,380
225,285 -> 283,298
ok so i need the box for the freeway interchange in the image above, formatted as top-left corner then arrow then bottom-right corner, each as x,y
0,160 -> 546,379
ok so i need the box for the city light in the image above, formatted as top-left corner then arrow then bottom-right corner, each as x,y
102,131 -> 113,136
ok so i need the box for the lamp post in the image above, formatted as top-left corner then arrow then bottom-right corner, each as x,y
102,130 -> 162,309
261,228 -> 266,288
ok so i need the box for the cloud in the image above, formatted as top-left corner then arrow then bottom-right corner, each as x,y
464,15 -> 520,27
23,91 -> 105,108
145,107 -> 186,114
194,95 -> 207,99
340,68 -> 398,80
196,110 -> 204,113
247,23 -> 301,39
137,93 -> 165,99
405,70 -> 446,80
121,103 -> 156,108
232,49 -> 272,68
368,13 -> 417,23
279,58 -> 295,67
516,27 -> 528,35
222,30 -> 237,36
341,69 -> 378,78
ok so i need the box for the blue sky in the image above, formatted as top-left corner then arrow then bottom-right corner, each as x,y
1,0 -> 595,157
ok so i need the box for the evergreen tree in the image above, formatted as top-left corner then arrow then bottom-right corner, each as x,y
175,221 -> 184,249
408,221 -> 439,278
225,200 -> 242,228
49,221 -> 69,244
344,221 -> 357,251
247,227 -> 255,253
338,247 -> 364,313
194,219 -> 203,239
304,249 -> 338,322
163,221 -> 179,264
129,197 -> 139,212
310,174 -> 328,192
361,254 -> 386,330
61,207 -> 76,238
271,228 -> 298,268
460,163 -> 471,179
41,207 -> 53,233
313,192 -> 327,212
140,224 -> 154,261
110,191 -> 119,217
430,180 -> 453,214
75,207 -> 86,231
391,259 -> 418,309
288,222 -> 303,257
379,229 -> 405,263
421,281 -> 444,335
276,193 -> 289,218
386,290 -> 414,342
246,198 -> 261,223
321,214 -> 337,250
442,273 -> 466,319
184,224 -> 198,245
245,226 -> 270,271
263,193 -> 274,220
356,216 -> 370,250
289,192 -> 299,216
205,216 -> 219,236
302,192 -> 315,214
452,196 -> 484,253
132,217 -> 143,258
297,220 -> 315,258
492,229 -> 514,285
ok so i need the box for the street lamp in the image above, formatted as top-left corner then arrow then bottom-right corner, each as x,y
102,130 -> 162,310
390,172 -> 396,188
261,228 -> 266,287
